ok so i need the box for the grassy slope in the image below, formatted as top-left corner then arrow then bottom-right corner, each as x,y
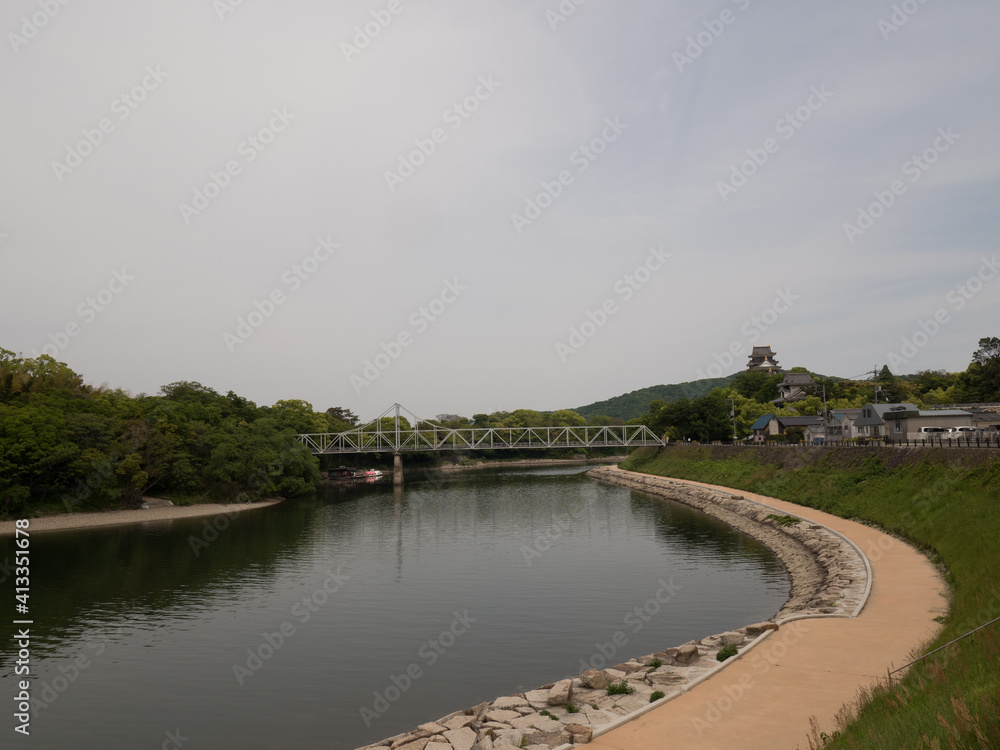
620,445 -> 1000,749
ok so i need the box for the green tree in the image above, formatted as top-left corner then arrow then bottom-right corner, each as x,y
548,409 -> 586,426
730,371 -> 782,403
972,337 -> 1000,366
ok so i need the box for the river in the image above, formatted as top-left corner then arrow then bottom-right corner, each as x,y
0,465 -> 788,749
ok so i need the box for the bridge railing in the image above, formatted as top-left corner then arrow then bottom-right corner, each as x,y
296,424 -> 665,454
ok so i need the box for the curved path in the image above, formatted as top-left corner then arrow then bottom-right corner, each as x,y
584,473 -> 948,750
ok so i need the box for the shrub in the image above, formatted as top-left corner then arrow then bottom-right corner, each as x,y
650,690 -> 666,702
717,644 -> 738,661
607,679 -> 635,695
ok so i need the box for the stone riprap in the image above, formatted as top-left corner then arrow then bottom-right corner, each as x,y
586,466 -> 869,619
356,467 -> 870,750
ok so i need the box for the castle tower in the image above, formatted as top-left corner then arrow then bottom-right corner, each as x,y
746,345 -> 781,373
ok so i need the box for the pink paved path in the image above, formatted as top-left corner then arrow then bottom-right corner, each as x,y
585,473 -> 948,750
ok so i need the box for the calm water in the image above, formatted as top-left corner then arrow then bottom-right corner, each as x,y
0,466 -> 787,749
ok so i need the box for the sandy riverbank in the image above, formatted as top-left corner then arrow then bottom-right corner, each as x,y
0,498 -> 283,536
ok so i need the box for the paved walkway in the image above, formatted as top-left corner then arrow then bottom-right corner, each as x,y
585,474 -> 948,750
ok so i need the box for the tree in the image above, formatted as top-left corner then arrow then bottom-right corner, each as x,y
587,414 -> 623,426
649,389 -> 733,441
730,371 -> 782,403
548,409 -> 586,426
972,337 -> 1000,366
326,406 -> 359,426
877,366 -> 912,404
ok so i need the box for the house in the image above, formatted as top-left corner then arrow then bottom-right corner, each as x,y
803,423 -> 827,444
746,345 -> 781,373
879,405 -> 973,441
853,403 -> 918,438
752,414 -> 823,442
828,408 -> 863,440
773,372 -> 814,406
851,403 -> 972,440
774,415 -> 824,440
750,413 -> 775,442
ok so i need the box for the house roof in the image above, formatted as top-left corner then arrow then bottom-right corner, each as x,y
750,346 -> 775,356
918,409 -> 973,417
854,403 -> 919,427
751,414 -> 775,431
776,416 -> 823,427
781,372 -> 814,386
832,408 -> 863,420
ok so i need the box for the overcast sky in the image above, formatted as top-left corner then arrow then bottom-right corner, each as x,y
2,0 -> 998,421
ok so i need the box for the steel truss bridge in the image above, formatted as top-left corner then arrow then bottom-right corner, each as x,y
296,403 -> 665,455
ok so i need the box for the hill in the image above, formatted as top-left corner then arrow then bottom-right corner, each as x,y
574,375 -> 736,420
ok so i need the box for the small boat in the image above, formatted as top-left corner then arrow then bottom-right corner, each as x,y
364,469 -> 384,478
329,466 -> 357,480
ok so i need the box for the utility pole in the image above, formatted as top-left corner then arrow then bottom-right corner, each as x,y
867,366 -> 881,404
730,397 -> 738,442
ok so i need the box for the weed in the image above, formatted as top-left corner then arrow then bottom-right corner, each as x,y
766,513 -> 801,526
565,702 -> 580,713
607,679 -> 635,696
650,690 -> 666,702
717,644 -> 738,661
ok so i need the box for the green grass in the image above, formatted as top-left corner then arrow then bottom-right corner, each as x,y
765,513 -> 801,526
565,702 -> 580,713
620,445 -> 1000,749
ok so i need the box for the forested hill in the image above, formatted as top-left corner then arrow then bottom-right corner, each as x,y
574,376 -> 736,420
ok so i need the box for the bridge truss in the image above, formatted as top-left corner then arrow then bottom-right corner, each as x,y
296,403 -> 664,455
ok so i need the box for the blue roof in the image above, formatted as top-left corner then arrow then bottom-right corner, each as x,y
751,414 -> 775,430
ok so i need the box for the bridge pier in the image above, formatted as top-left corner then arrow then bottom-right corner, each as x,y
393,453 -> 403,486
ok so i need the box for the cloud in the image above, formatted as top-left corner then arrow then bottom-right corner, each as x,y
1,0 -> 998,417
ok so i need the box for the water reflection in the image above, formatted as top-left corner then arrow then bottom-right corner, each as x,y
0,466 -> 788,750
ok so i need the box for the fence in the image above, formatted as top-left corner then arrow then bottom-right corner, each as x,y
688,436 -> 1000,449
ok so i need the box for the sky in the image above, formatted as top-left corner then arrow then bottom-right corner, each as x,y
1,0 -> 998,422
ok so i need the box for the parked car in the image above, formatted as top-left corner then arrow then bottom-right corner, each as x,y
917,426 -> 947,434
948,426 -> 977,434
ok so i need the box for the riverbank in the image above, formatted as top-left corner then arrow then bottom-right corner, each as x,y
434,457 -> 627,472
583,468 -> 945,750
355,467 -> 882,750
616,445 -> 999,749
0,497 -> 283,536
